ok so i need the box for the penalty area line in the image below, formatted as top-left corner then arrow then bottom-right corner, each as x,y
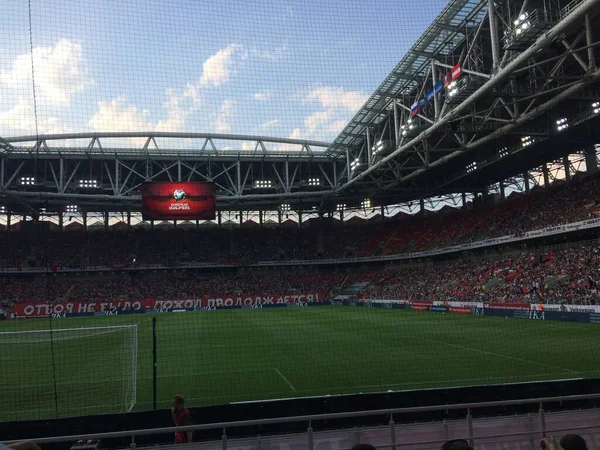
274,367 -> 296,392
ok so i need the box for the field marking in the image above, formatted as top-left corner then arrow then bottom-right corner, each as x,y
274,368 -> 297,392
406,336 -> 578,374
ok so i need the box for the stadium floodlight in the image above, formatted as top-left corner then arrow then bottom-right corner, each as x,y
593,102 -> 600,114
499,147 -> 509,158
254,180 -> 273,189
360,198 -> 371,209
350,158 -> 361,172
521,136 -> 535,147
0,206 -> 5,214
19,176 -> 36,186
514,12 -> 528,26
372,140 -> 385,156
556,118 -> 569,132
279,203 -> 291,212
66,205 -> 78,213
466,161 -> 477,173
78,179 -> 98,188
337,203 -> 346,212
307,178 -> 321,186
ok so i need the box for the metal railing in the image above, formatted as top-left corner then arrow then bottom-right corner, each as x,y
9,392 -> 600,449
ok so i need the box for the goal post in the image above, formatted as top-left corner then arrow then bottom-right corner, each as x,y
0,325 -> 138,421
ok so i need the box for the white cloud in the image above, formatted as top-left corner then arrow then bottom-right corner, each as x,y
156,88 -> 187,132
251,46 -> 287,61
199,43 -> 247,87
88,93 -> 189,134
212,99 -> 235,133
88,97 -> 153,132
289,128 -> 303,140
254,90 -> 271,102
307,86 -> 368,112
241,141 -> 256,151
260,119 -> 279,130
0,97 -> 73,135
0,39 -> 90,107
287,86 -> 368,142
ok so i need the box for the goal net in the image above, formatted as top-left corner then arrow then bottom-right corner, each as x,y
0,325 -> 138,421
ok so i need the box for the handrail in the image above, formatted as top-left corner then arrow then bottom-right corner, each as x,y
11,392 -> 600,445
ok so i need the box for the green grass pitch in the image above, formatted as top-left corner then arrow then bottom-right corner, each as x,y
2,306 -> 600,422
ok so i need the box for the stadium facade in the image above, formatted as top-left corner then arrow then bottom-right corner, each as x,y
1,0 -> 600,229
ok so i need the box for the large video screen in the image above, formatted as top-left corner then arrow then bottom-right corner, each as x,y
141,182 -> 216,220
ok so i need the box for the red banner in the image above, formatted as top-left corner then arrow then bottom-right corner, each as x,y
141,182 -> 216,220
484,302 -> 530,310
449,306 -> 472,315
411,300 -> 432,311
14,293 -> 324,317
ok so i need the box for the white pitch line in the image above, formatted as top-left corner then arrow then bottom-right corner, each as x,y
274,367 -> 297,392
410,336 -> 578,373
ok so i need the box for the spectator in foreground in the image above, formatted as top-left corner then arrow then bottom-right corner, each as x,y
171,394 -> 193,444
351,445 -> 376,450
560,435 -> 588,450
442,440 -> 474,450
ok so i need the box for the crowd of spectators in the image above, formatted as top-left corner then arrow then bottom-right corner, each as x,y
0,173 -> 598,269
2,241 -> 600,306
363,243 -> 600,304
1,173 -> 600,306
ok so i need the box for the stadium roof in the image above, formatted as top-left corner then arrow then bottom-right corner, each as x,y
328,0 -> 488,157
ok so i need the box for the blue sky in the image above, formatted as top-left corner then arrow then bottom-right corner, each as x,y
0,0 -> 448,145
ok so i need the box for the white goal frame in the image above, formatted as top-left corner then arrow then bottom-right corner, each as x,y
0,325 -> 138,414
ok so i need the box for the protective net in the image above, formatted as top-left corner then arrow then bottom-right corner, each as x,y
0,325 -> 137,421
1,0 -> 600,426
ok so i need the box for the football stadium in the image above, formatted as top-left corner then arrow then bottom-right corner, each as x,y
2,0 -> 600,448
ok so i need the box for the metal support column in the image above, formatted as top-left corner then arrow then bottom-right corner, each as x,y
563,156 -> 571,181
298,210 -> 303,228
59,158 -> 64,193
58,212 -> 64,231
239,211 -> 243,226
127,212 -> 131,229
462,192 -> 467,209
488,0 -> 501,73
83,212 -> 87,232
104,212 -> 109,231
366,129 -> 372,166
523,173 -> 530,193
499,181 -> 506,201
346,148 -> 352,179
218,211 -> 222,227
543,164 -> 550,186
259,210 -> 263,227
394,99 -> 400,146
539,405 -> 547,437
467,410 -> 474,448
586,15 -> 596,71
420,198 -> 425,215
177,159 -> 182,182
432,61 -> 440,119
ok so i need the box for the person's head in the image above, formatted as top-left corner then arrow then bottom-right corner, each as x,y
442,440 -> 474,450
560,435 -> 588,450
172,394 -> 185,411
351,445 -> 376,450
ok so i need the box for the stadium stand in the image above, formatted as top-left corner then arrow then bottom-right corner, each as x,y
0,172 -> 600,271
